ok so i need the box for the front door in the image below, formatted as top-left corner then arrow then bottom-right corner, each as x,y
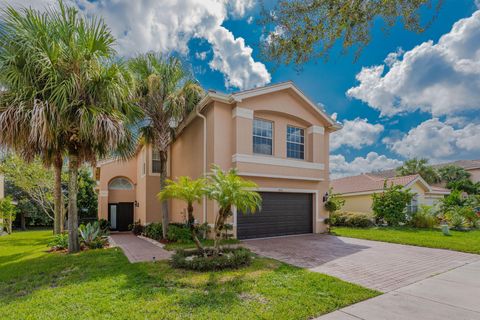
109,202 -> 134,231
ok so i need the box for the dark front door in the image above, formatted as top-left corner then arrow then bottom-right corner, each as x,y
109,202 -> 134,231
237,192 -> 313,240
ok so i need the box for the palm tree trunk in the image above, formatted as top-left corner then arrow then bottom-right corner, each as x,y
213,208 -> 228,255
53,155 -> 63,234
67,153 -> 80,253
187,203 -> 204,253
160,150 -> 169,239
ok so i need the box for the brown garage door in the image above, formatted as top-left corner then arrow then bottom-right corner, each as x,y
237,192 -> 313,240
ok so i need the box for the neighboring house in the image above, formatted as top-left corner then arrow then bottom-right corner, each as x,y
331,174 -> 450,214
372,159 -> 480,183
96,82 -> 341,239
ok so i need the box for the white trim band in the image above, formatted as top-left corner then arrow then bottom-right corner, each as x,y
238,171 -> 323,181
307,125 -> 325,135
232,107 -> 254,120
232,153 -> 324,170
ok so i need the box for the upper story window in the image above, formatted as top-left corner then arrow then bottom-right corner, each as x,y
286,125 -> 304,160
108,177 -> 134,190
152,148 -> 161,174
253,118 -> 273,155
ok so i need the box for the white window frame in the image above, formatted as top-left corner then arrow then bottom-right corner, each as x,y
150,147 -> 161,176
253,118 -> 274,156
286,125 -> 305,160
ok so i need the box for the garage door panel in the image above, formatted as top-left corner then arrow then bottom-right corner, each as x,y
237,192 -> 313,239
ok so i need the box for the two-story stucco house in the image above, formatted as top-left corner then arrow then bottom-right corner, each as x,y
96,82 -> 341,239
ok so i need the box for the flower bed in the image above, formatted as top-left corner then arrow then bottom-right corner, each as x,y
171,247 -> 252,271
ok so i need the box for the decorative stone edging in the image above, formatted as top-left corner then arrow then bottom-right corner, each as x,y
137,235 -> 165,248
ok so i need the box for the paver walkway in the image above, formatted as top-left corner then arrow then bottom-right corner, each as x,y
110,233 -> 172,263
243,234 -> 479,292
317,260 -> 480,319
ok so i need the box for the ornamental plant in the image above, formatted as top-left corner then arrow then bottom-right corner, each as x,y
205,165 -> 262,255
372,182 -> 413,226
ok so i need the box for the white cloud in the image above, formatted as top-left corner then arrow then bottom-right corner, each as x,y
11,0 -> 270,90
386,118 -> 480,162
247,16 -> 254,24
330,118 -> 384,151
195,51 -> 208,60
347,10 -> 480,118
330,152 -> 402,179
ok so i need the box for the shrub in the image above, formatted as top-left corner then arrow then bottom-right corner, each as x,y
330,211 -> 375,228
196,222 -> 211,240
145,223 -> 163,240
48,233 -> 69,250
409,205 -> 437,228
129,220 -> 144,235
171,247 -> 252,271
167,224 -> 191,243
79,222 -> 108,249
324,188 -> 345,213
98,219 -> 110,235
372,182 -> 413,226
445,211 -> 467,229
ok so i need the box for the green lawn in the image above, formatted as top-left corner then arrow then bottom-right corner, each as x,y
332,227 -> 480,254
0,231 -> 378,320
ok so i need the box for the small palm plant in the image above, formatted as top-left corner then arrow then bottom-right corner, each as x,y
206,165 -> 262,254
158,177 -> 207,252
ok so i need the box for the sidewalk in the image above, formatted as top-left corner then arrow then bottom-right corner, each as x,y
317,260 -> 480,320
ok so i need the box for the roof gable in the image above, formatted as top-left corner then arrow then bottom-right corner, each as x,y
232,82 -> 341,130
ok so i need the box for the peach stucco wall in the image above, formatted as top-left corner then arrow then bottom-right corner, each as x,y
97,157 -> 137,221
97,145 -> 162,225
98,85 -> 336,236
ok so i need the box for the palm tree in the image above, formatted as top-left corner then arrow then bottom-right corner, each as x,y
0,4 -> 68,235
396,158 -> 440,185
0,1 -> 138,252
158,176 -> 207,252
205,165 -> 262,254
129,54 -> 203,238
438,165 -> 471,185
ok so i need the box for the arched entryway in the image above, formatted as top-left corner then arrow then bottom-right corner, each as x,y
108,177 -> 135,231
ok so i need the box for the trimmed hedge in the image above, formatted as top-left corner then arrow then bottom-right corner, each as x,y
330,211 -> 375,228
171,247 -> 252,271
167,224 -> 192,243
144,223 -> 163,240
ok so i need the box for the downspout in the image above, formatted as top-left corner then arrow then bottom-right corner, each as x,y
195,105 -> 207,224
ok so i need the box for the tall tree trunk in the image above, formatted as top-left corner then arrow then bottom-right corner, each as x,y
160,150 -> 169,239
20,212 -> 26,231
53,155 -> 63,235
67,153 -> 80,253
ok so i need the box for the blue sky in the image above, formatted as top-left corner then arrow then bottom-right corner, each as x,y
10,0 -> 480,177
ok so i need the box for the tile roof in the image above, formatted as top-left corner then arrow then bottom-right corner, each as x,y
370,159 -> 480,179
331,174 -> 420,194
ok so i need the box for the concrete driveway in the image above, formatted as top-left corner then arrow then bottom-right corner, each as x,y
242,234 -> 479,292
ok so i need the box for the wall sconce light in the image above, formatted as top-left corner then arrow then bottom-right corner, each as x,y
134,200 -> 139,207
322,192 -> 329,203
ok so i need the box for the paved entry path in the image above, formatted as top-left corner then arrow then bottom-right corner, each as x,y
110,233 -> 172,263
243,234 -> 479,292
